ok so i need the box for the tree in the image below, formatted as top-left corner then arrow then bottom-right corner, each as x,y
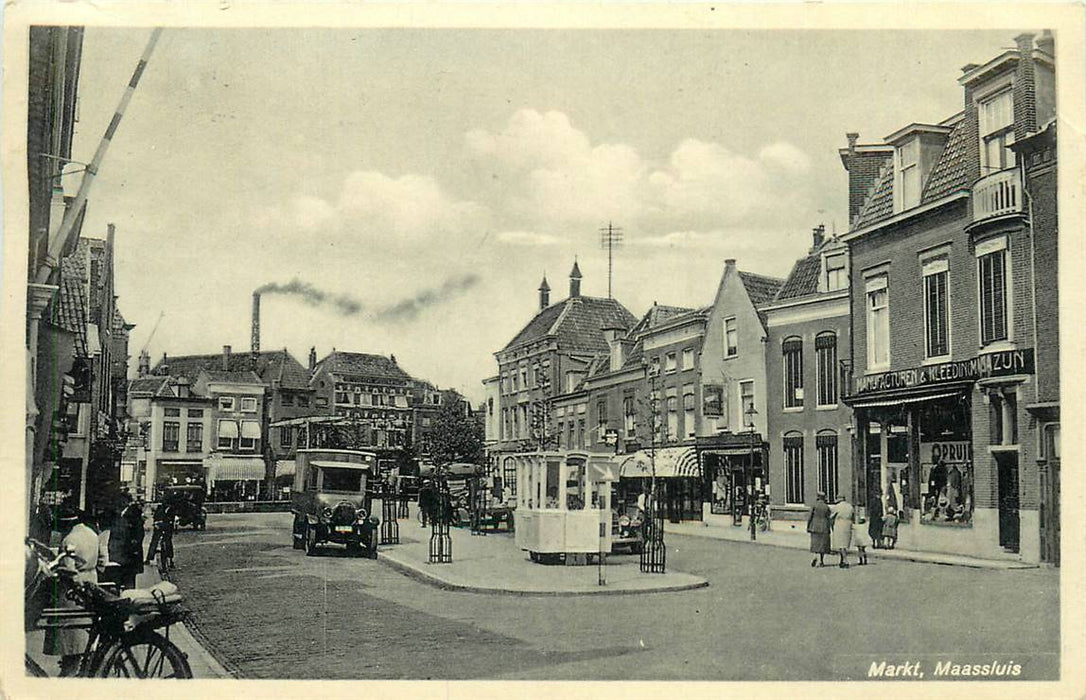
424,398 -> 484,468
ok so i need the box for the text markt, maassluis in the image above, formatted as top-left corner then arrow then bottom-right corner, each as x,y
854,348 -> 1035,395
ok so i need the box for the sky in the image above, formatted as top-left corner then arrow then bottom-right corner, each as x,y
68,27 -> 1016,403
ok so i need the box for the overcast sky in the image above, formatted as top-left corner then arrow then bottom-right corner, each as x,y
69,28 -> 1015,403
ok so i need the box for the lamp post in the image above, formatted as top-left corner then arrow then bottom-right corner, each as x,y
746,403 -> 759,542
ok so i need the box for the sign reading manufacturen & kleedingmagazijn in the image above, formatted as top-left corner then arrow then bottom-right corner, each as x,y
853,348 -> 1035,396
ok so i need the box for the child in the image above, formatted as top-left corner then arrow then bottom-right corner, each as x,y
852,516 -> 872,565
882,509 -> 899,549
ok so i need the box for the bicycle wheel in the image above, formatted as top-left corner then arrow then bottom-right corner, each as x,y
94,630 -> 192,678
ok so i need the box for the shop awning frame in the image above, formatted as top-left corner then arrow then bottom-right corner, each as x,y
619,447 -> 700,479
850,390 -> 964,409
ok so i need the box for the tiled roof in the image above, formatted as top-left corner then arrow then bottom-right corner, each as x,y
775,254 -> 822,301
201,369 -> 263,384
502,296 -> 636,354
46,255 -> 88,357
738,271 -> 785,307
854,114 -> 969,230
152,350 -> 312,389
322,351 -> 413,382
922,117 -> 969,202
111,308 -> 130,334
128,376 -> 169,396
625,304 -> 695,337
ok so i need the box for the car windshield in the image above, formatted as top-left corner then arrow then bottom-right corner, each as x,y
320,467 -> 364,493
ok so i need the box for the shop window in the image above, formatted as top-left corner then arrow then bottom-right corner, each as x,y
865,275 -> 890,369
921,441 -> 974,526
784,433 -> 804,504
923,257 -> 950,358
815,333 -> 838,407
979,89 -> 1015,174
978,245 -> 1008,345
724,317 -> 738,357
816,432 -> 838,502
683,385 -> 696,439
186,423 -> 203,452
783,337 -> 804,409
162,421 -> 180,452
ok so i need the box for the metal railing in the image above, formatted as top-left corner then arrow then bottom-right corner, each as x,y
972,168 -> 1023,222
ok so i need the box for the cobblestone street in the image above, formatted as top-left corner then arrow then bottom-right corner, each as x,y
168,513 -> 1059,680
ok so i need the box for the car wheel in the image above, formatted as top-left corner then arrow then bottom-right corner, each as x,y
304,524 -> 318,556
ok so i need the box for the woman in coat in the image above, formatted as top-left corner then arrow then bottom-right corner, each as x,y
828,495 -> 855,568
867,491 -> 884,548
806,491 -> 831,567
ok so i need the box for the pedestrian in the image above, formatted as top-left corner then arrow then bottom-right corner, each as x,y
867,490 -> 884,548
852,516 -> 872,565
828,495 -> 855,568
882,508 -> 899,549
145,499 -> 176,569
105,493 -> 144,589
806,491 -> 831,568
42,506 -> 99,676
418,479 -> 435,527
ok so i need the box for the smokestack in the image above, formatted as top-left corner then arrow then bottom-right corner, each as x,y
308,346 -> 317,373
138,349 -> 150,377
846,132 -> 859,155
811,224 -> 826,252
251,292 -> 261,354
222,345 -> 232,371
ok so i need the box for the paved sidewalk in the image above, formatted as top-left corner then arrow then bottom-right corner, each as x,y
377,518 -> 708,596
25,563 -> 232,679
664,517 -> 1039,569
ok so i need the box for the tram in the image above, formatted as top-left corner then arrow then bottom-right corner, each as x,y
511,451 -> 617,564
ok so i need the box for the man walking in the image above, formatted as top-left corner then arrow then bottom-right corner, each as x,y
145,499 -> 176,570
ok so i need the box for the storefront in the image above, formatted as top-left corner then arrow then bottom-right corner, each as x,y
847,349 -> 1036,561
696,433 -> 768,520
205,453 -> 267,502
617,447 -> 702,522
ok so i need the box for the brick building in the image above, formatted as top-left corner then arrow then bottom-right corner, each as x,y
762,226 -> 853,521
840,32 -> 1055,563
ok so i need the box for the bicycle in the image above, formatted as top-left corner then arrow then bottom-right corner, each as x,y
25,538 -> 192,678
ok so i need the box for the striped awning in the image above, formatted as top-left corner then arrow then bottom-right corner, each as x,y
619,447 -> 700,479
240,420 -> 261,439
851,391 -> 962,409
218,419 -> 239,439
206,454 -> 265,483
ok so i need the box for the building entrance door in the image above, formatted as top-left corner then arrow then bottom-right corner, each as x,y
995,451 -> 1020,552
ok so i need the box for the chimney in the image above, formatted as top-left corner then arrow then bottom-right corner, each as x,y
603,326 -> 624,372
390,353 -> 397,365
846,132 -> 859,154
222,345 -> 232,371
159,353 -> 169,377
725,258 -> 737,271
811,224 -> 826,252
308,346 -> 317,373
138,349 -> 150,377
1014,33 -> 1038,140
840,132 -> 894,225
569,260 -> 582,298
1037,30 -> 1054,57
538,275 -> 551,310
251,292 -> 261,354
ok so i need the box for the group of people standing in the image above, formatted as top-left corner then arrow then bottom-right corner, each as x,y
806,491 -> 902,568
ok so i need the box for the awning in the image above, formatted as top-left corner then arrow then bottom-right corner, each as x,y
241,420 -> 261,439
619,447 -> 699,479
850,390 -> 962,409
311,460 -> 372,472
586,460 -> 617,483
206,454 -> 266,483
218,419 -> 239,439
275,460 -> 295,477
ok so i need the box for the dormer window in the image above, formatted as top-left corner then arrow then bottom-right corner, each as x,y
824,253 -> 847,292
979,89 -> 1015,174
895,138 -> 921,211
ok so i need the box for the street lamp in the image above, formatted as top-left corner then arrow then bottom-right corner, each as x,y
745,403 -> 758,542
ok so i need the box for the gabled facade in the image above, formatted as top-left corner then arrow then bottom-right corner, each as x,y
840,32 -> 1055,563
763,226 -> 853,520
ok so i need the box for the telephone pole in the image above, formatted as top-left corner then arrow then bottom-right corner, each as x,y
599,222 -> 623,299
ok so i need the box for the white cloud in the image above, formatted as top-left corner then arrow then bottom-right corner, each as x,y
336,171 -> 488,237
758,141 -> 811,174
496,230 -> 563,246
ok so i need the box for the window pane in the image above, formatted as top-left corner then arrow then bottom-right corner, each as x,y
980,251 -> 1007,343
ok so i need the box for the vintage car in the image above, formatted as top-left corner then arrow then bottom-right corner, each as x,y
161,484 -> 207,530
611,504 -> 644,554
290,449 -> 379,558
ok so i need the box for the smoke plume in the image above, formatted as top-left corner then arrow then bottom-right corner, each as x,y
252,273 -> 478,322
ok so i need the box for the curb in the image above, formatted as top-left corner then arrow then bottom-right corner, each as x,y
377,550 -> 710,597
665,526 -> 1041,570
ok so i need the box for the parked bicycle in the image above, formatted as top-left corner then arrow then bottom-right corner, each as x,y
25,538 -> 192,678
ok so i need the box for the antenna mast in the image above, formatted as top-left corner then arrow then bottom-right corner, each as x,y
599,222 -> 623,299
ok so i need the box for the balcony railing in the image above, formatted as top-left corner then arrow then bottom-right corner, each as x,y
972,168 -> 1023,223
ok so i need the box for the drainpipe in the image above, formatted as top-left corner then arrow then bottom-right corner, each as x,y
1020,157 -> 1040,404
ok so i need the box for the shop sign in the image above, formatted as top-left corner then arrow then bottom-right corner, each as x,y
920,441 -> 972,464
854,348 -> 1034,395
702,384 -> 725,417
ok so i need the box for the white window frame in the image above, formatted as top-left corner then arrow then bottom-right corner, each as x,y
241,397 -> 258,413
783,433 -> 804,505
782,336 -> 804,411
815,332 -> 838,409
975,235 -> 1014,348
665,352 -> 678,373
895,137 -> 922,212
823,252 -> 848,292
683,384 -> 696,439
724,317 -> 738,358
921,256 -> 952,361
682,347 -> 695,371
978,87 -> 1015,175
218,396 -> 235,412
865,274 -> 890,371
738,380 -> 755,429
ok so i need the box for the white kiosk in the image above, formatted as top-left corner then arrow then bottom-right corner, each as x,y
512,451 -> 616,564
